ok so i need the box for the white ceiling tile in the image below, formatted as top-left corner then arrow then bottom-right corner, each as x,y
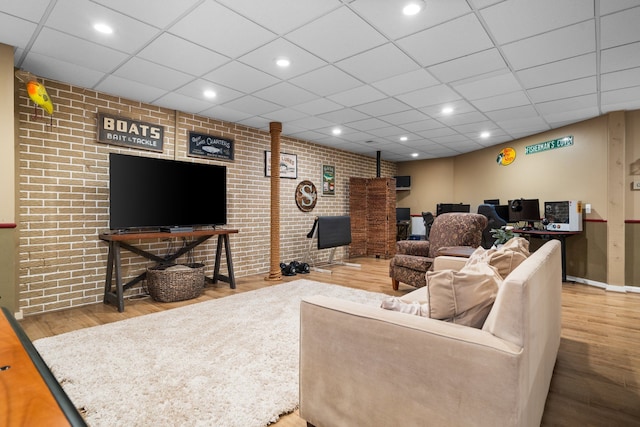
600,0 -> 640,15
438,111 -> 490,126
0,14 -> 37,49
285,7 -> 387,62
419,100 -> 477,118
353,98 -> 410,117
0,0 -> 49,22
21,52 -> 105,88
137,33 -> 229,77
287,115 -> 334,130
480,0 -> 594,44
396,84 -> 461,109
517,53 -> 596,88
542,107 -> 600,126
601,41 -> 640,73
199,105 -> 254,124
175,79 -> 243,104
527,77 -> 597,103
453,72 -> 522,100
401,119 -> 446,133
379,110 -> 430,126
221,95 -> 282,116
336,43 -> 420,83
601,67 -> 640,92
29,28 -> 129,73
486,105 -> 540,122
92,0 -> 201,28
218,0 -> 341,34
169,1 -> 276,58
397,14 -> 494,67
371,69 -> 439,96
202,62 -> 279,94
502,21 -> 595,70
351,0 -> 471,40
290,65 -> 361,96
94,75 -> 167,103
254,82 -> 317,107
292,98 -> 343,116
114,57 -> 194,91
327,85 -> 386,107
318,108 -> 368,124
427,48 -> 508,84
346,117 -> 390,132
536,93 -> 598,115
497,116 -> 550,135
260,108 -> 309,123
154,92 -> 214,115
238,38 -> 327,79
471,91 -> 532,112
600,6 -> 640,49
601,85 -> 640,112
45,0 -> 159,54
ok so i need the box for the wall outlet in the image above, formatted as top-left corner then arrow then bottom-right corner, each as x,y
634,180 -> 640,190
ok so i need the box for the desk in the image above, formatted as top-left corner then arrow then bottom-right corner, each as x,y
396,221 -> 410,240
514,229 -> 580,282
0,307 -> 86,426
99,229 -> 239,312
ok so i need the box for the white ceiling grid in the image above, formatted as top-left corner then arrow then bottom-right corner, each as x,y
1,0 -> 639,161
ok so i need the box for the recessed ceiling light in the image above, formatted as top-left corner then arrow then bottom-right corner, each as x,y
442,106 -> 454,114
332,128 -> 342,136
411,153 -> 419,157
400,136 -> 408,142
275,58 -> 290,67
93,23 -> 113,34
203,89 -> 217,99
480,131 -> 490,139
403,1 -> 424,16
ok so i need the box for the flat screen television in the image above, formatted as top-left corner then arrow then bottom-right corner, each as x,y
508,198 -> 540,227
109,153 -> 227,230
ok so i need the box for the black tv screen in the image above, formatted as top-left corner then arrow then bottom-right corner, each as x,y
109,153 -> 227,230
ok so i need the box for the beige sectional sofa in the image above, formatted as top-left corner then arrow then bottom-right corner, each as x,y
299,239 -> 562,427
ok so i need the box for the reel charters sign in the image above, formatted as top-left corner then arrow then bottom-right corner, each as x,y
295,180 -> 317,212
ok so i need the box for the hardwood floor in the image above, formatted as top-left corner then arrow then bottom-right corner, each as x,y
19,257 -> 640,426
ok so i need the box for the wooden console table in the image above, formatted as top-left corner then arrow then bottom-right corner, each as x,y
99,229 -> 239,312
1,307 -> 86,426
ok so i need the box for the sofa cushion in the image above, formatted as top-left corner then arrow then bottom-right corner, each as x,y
382,262 -> 501,328
465,237 -> 530,279
424,262 -> 502,328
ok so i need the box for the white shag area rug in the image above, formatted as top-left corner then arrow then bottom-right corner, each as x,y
34,279 -> 385,427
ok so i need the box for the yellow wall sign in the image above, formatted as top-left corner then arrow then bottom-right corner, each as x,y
496,147 -> 516,166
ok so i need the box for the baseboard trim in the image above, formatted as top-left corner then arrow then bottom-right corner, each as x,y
566,276 -> 640,293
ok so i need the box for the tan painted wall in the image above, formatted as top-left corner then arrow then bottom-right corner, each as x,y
0,43 -> 17,313
397,113 -> 640,285
394,157 -> 454,215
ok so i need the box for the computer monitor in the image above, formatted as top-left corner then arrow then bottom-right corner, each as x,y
508,198 -> 541,228
396,207 -> 411,222
436,203 -> 470,216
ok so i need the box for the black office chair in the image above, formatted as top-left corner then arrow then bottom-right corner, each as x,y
422,212 -> 434,240
477,204 -> 507,249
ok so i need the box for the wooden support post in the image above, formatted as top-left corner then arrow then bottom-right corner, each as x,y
266,122 -> 283,281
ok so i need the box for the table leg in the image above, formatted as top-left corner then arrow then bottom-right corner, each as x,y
213,234 -> 236,288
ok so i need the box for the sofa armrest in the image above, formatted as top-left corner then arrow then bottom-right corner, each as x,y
433,255 -> 467,271
300,296 -> 523,427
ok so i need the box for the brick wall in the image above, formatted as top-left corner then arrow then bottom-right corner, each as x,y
16,78 -> 396,315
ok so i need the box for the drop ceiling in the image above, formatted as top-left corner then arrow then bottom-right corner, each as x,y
2,0 -> 640,161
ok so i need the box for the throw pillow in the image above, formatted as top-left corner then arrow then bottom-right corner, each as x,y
425,262 -> 502,328
465,237 -> 530,279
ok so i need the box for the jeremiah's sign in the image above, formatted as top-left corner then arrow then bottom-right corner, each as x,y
97,113 -> 164,152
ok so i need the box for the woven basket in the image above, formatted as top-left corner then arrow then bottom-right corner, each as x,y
146,263 -> 205,302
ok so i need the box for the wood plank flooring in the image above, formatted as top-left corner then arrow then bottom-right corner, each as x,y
19,257 -> 640,426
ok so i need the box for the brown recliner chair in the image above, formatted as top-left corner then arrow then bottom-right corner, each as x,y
389,212 -> 487,290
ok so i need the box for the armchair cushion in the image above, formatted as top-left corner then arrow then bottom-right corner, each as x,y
396,239 -> 430,256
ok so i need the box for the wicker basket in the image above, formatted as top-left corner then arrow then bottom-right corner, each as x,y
146,263 -> 205,302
